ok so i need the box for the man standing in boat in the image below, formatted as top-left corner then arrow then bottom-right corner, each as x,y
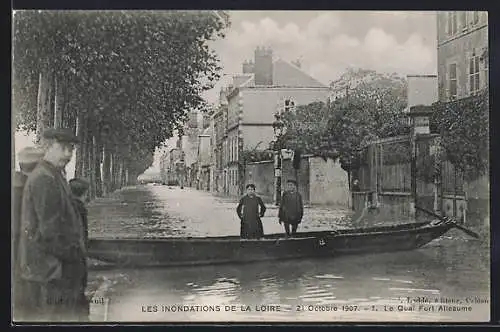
18,128 -> 87,322
278,179 -> 304,236
236,184 -> 267,239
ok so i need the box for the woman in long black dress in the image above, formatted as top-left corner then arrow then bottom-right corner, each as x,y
236,184 -> 267,239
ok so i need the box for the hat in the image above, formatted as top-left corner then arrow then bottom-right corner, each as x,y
43,128 -> 79,144
246,183 -> 256,189
286,179 -> 297,185
18,146 -> 45,165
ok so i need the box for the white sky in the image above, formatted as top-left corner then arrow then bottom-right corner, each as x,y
14,11 -> 438,177
201,10 -> 438,104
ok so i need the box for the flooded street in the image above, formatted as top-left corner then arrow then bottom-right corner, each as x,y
87,185 -> 490,323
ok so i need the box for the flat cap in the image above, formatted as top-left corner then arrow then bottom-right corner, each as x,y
43,128 -> 79,143
18,146 -> 45,164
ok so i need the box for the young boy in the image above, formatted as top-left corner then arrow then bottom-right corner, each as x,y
69,178 -> 90,321
278,179 -> 304,236
236,184 -> 267,239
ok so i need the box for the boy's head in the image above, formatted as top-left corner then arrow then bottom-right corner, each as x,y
69,178 -> 90,200
246,183 -> 256,196
286,179 -> 297,192
17,147 -> 45,174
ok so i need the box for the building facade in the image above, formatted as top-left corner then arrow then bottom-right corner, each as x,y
221,47 -> 331,197
436,11 -> 489,224
437,11 -> 488,102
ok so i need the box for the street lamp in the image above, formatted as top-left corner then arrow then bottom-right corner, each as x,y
272,111 -> 285,206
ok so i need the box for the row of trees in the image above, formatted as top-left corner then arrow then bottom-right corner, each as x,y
281,73 -> 410,183
13,10 -> 229,199
281,71 -> 488,185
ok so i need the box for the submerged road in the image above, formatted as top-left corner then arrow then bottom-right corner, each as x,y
86,185 -> 490,323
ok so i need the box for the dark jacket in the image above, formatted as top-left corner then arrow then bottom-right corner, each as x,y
278,191 -> 304,225
19,160 -> 86,283
72,198 -> 88,248
236,195 -> 266,239
13,172 -> 28,268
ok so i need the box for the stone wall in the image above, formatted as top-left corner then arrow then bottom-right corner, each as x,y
245,156 -> 349,206
309,157 -> 349,207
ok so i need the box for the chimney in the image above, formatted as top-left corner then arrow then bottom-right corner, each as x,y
292,59 -> 301,68
242,60 -> 254,74
254,46 -> 273,86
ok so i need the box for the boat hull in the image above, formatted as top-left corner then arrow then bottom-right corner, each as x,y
87,221 -> 454,268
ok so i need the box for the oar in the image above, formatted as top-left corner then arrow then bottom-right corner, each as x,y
415,206 -> 480,239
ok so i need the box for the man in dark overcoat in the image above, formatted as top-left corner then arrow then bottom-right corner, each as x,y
13,147 -> 45,320
18,128 -> 87,322
278,179 -> 304,236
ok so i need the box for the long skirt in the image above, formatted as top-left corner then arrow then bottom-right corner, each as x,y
240,218 -> 264,239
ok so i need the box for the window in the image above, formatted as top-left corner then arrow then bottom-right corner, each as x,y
448,12 -> 458,36
469,51 -> 481,95
448,63 -> 457,100
471,11 -> 479,25
459,12 -> 467,31
284,98 -> 295,113
232,138 -> 236,161
235,138 -> 239,160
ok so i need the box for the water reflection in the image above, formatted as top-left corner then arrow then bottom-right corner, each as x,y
87,185 -> 490,322
90,239 -> 489,322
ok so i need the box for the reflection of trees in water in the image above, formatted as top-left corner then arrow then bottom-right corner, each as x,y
106,239 -> 488,314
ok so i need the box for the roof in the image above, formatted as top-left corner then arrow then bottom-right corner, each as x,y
240,58 -> 327,88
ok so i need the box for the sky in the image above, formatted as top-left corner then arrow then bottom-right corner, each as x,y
14,11 -> 438,177
201,10 -> 438,104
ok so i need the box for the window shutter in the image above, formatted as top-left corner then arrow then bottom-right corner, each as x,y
460,11 -> 467,31
444,12 -> 451,36
465,51 -> 471,96
445,62 -> 450,99
479,48 -> 487,90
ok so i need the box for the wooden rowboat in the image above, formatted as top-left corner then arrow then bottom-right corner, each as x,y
87,218 -> 457,268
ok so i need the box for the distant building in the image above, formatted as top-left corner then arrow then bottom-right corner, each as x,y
222,46 -> 331,196
437,11 -> 488,101
406,75 -> 438,109
197,107 -> 215,191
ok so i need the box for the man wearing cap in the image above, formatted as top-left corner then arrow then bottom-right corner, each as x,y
18,128 -> 87,322
278,179 -> 304,236
13,147 -> 45,319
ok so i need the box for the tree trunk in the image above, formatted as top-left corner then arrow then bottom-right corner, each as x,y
74,113 -> 85,178
109,152 -> 114,192
82,118 -> 90,180
118,158 -> 124,190
89,135 -> 98,200
53,75 -> 64,129
95,138 -> 103,197
102,143 -> 112,195
35,70 -> 53,144
111,153 -> 117,191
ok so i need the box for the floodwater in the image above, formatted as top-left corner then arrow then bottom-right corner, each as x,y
87,185 -> 490,323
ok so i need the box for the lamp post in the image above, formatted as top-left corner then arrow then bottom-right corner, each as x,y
272,111 -> 285,206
